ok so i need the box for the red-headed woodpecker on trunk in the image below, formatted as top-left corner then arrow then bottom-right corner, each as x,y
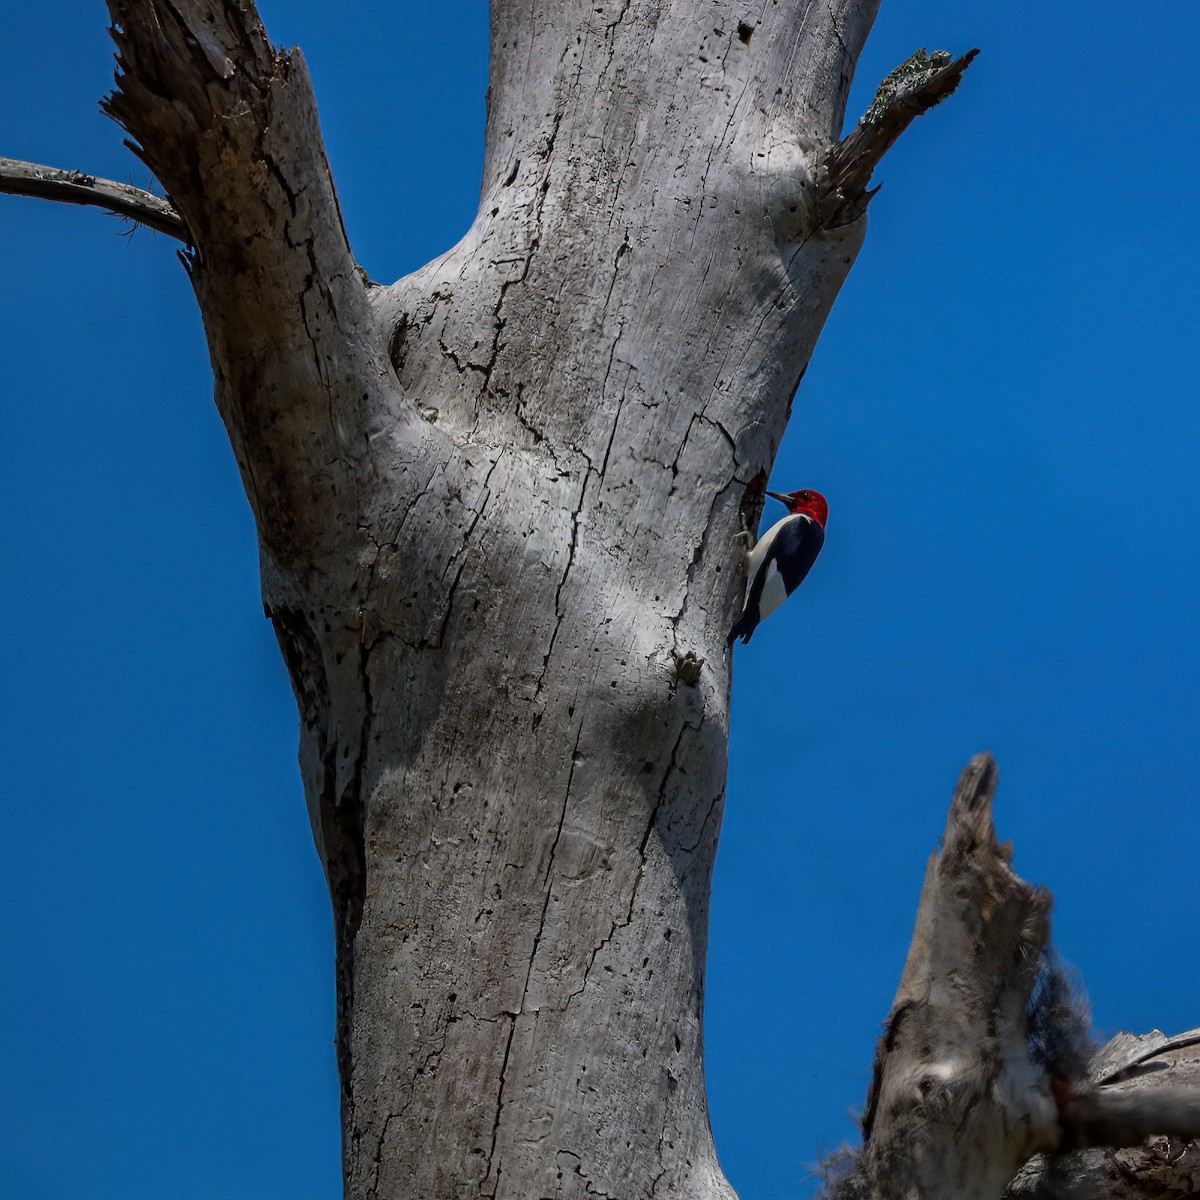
729,488 -> 828,644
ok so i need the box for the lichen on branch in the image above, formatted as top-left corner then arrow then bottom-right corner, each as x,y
0,155 -> 187,240
820,47 -> 980,227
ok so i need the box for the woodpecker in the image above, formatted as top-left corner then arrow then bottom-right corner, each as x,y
729,488 -> 828,644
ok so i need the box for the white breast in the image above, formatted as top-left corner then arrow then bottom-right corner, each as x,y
745,514 -> 802,581
757,560 -> 789,620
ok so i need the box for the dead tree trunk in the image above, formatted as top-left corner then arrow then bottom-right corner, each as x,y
83,4 -> 921,1194
4,3 -> 1195,1199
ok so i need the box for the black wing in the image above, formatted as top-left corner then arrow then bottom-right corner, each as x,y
766,515 -> 824,593
730,515 -> 824,644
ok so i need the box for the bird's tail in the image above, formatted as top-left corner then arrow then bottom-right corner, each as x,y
728,612 -> 756,645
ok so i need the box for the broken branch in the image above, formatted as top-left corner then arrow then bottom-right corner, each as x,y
1060,1083 -> 1200,1149
825,757 -> 1200,1200
821,48 -> 980,227
843,754 -> 1059,1200
0,155 -> 188,241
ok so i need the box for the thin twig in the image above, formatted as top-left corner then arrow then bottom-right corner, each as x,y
0,156 -> 189,241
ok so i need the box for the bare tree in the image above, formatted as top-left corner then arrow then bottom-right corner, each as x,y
3,3 -> 1197,1198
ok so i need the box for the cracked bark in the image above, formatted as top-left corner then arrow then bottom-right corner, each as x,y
82,4 -> 895,1193
11,2 -> 1194,1199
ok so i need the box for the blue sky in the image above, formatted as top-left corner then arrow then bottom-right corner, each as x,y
2,3 -> 1197,1198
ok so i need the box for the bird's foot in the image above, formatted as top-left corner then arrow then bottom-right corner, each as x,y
732,527 -> 754,570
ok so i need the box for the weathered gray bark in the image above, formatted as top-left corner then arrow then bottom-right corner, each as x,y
845,756 -> 1062,1200
88,3 -> 898,1196
5,3 -> 1197,1199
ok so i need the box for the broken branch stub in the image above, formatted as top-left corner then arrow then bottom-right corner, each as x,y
821,48 -> 980,227
842,754 -> 1060,1200
828,758 -> 1200,1200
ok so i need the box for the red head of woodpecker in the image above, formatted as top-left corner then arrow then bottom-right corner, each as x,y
767,488 -> 828,526
729,488 -> 827,645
